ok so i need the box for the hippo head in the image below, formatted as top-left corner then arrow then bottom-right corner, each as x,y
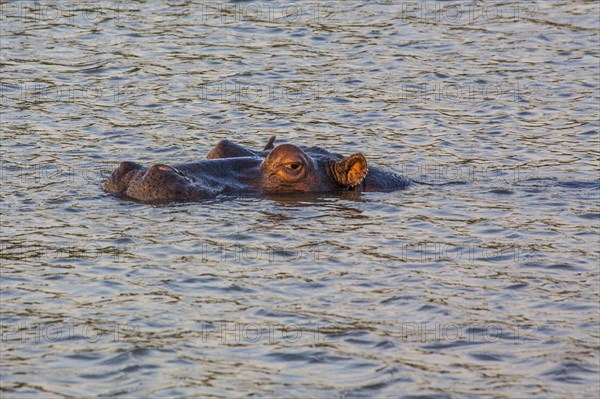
103,142 -> 389,203
260,144 -> 368,192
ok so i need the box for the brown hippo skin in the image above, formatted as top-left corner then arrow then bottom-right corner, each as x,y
103,137 -> 409,203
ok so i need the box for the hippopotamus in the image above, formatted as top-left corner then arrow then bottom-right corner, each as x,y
103,137 -> 409,203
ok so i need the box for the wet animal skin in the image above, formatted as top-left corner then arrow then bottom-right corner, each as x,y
103,137 -> 410,203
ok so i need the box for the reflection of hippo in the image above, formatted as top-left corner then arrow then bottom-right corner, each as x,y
103,137 -> 409,203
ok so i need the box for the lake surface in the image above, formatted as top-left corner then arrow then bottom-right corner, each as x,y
1,1 -> 599,397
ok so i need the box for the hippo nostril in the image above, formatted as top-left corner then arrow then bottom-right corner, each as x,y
118,161 -> 143,174
155,165 -> 185,176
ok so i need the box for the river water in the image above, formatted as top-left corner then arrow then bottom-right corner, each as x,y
1,1 -> 599,397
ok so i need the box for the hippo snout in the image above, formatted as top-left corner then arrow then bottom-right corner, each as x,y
103,161 -> 145,194
103,162 -> 200,203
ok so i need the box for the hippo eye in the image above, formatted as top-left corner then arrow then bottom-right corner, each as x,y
284,162 -> 302,171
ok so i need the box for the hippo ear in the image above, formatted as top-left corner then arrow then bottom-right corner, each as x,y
333,153 -> 368,187
263,136 -> 276,151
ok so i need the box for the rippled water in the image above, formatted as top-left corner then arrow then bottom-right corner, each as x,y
1,1 -> 599,397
